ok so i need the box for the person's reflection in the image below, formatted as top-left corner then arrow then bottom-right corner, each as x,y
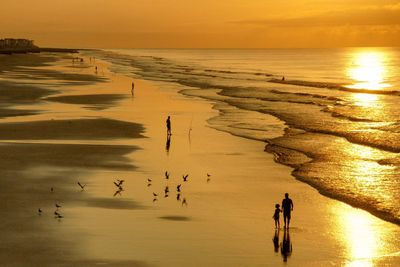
280,228 -> 292,262
166,134 -> 171,154
272,229 -> 280,253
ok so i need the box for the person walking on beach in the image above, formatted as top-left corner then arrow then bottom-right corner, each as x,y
131,81 -> 135,96
166,116 -> 172,136
273,203 -> 282,229
282,193 -> 293,228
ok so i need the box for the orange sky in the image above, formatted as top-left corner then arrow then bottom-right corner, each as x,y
1,0 -> 400,48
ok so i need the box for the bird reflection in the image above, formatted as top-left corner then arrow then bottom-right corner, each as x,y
182,198 -> 188,206
176,193 -> 181,201
280,228 -> 292,262
113,187 -> 123,197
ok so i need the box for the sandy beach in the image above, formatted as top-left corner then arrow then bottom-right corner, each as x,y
0,52 -> 399,267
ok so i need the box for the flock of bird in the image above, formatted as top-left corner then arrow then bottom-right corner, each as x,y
37,172 -> 212,219
147,171 -> 211,206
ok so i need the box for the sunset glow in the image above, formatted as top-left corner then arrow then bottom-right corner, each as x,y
1,0 -> 400,48
347,52 -> 391,91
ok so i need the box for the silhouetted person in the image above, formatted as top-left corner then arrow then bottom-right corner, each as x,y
166,135 -> 171,153
282,193 -> 294,228
273,229 -> 280,253
131,81 -> 135,96
95,66 -> 98,74
282,76 -> 285,81
273,203 -> 282,229
166,116 -> 171,136
280,228 -> 292,262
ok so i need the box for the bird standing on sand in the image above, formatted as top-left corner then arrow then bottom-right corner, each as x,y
177,184 -> 182,192
207,173 -> 211,183
55,203 -> 61,209
153,192 -> 158,197
77,182 -> 86,190
165,171 -> 170,180
38,208 -> 43,215
183,174 -> 189,182
54,211 -> 63,218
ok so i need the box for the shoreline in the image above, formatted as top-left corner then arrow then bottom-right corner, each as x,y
0,51 -> 399,266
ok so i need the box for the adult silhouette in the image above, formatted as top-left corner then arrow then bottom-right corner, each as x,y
282,193 -> 293,228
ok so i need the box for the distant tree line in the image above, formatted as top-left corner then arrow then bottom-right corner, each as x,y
0,38 -> 38,49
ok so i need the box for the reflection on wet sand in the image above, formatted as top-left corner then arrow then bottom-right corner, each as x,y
272,229 -> 279,253
166,134 -> 171,154
280,229 -> 293,262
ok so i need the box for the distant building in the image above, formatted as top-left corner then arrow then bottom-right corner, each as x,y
0,38 -> 38,50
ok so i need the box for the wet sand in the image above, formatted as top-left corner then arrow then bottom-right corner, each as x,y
0,52 -> 399,266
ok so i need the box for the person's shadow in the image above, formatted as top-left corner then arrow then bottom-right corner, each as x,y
280,228 -> 293,262
272,229 -> 280,253
165,134 -> 171,154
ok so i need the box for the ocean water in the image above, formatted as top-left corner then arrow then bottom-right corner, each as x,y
93,48 -> 400,225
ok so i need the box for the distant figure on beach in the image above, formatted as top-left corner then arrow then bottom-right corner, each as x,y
280,228 -> 292,262
166,116 -> 171,136
282,193 -> 293,228
273,203 -> 282,228
282,76 -> 285,81
95,66 -> 98,74
131,81 -> 135,96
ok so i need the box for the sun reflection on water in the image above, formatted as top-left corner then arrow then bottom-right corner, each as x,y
342,210 -> 376,267
352,93 -> 378,108
347,51 -> 390,91
333,141 -> 398,267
